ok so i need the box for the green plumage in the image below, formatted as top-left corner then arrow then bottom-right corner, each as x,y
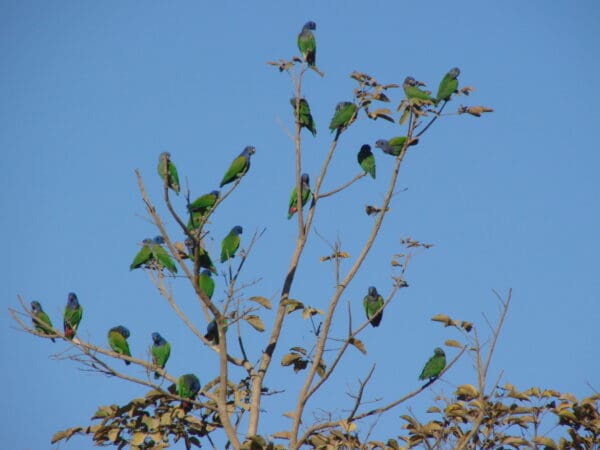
198,269 -> 215,299
357,144 -> 376,179
419,347 -> 446,381
188,190 -> 219,216
220,146 -> 255,187
329,102 -> 357,133
403,77 -> 437,104
130,242 -> 177,274
363,286 -> 384,327
177,373 -> 201,411
288,173 -> 311,219
297,21 -> 317,66
290,97 -> 316,136
220,226 -> 243,263
157,152 -> 180,194
436,67 -> 460,102
31,301 -> 55,342
63,293 -> 83,340
151,332 -> 171,379
108,326 -> 131,365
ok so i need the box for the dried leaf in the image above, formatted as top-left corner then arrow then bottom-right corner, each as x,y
281,353 -> 302,366
302,307 -> 324,319
282,299 -> 304,314
244,315 -> 265,332
289,346 -> 307,355
532,436 -> 557,449
431,314 -> 452,326
249,296 -> 272,310
349,338 -> 367,354
445,339 -> 463,348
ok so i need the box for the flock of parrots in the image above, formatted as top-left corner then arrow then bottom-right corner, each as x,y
28,21 -> 452,409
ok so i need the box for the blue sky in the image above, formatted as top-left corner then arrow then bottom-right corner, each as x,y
2,1 -> 599,448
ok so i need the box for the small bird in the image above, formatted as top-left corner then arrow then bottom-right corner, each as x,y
329,102 -> 357,134
108,326 -> 132,365
31,301 -> 55,342
188,190 -> 220,229
220,225 -> 243,263
185,239 -> 217,273
363,286 -> 384,327
419,347 -> 446,381
288,173 -> 311,219
151,235 -> 165,245
204,318 -> 230,345
130,240 -> 177,274
403,76 -> 436,104
198,269 -> 215,300
436,67 -> 460,103
220,146 -> 256,187
157,152 -> 180,195
357,144 -> 376,179
177,373 -> 201,411
290,97 -> 316,137
151,332 -> 171,378
374,137 -> 418,156
63,292 -> 83,340
297,21 -> 317,66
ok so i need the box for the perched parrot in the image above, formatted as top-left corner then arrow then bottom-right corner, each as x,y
31,301 -> 55,342
204,318 -> 229,345
63,292 -> 82,340
297,21 -> 317,66
357,144 -> 376,179
290,97 -> 316,137
419,347 -> 446,381
108,326 -> 132,365
188,190 -> 220,229
151,332 -> 171,378
436,67 -> 460,103
219,146 -> 256,187
185,238 -> 217,273
157,152 -> 180,195
329,102 -> 357,134
220,225 -> 243,263
403,76 -> 437,104
288,173 -> 311,219
198,269 -> 215,300
130,240 -> 177,274
363,286 -> 384,327
374,137 -> 418,156
177,373 -> 201,411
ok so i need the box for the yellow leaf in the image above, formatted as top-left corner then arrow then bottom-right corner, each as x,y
282,299 -> 304,314
431,314 -> 452,326
249,296 -> 272,310
339,420 -> 356,432
426,406 -> 441,413
302,307 -> 324,319
131,432 -> 147,446
271,431 -> 291,440
108,427 -> 121,443
244,315 -> 265,332
456,384 -> 478,399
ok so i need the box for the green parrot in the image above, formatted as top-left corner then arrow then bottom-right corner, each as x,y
297,21 -> 317,66
130,239 -> 177,274
220,146 -> 256,187
220,225 -> 243,263
403,76 -> 437,104
436,67 -> 460,103
374,136 -> 419,156
290,97 -> 316,137
177,373 -> 201,411
357,144 -> 376,179
329,102 -> 358,134
185,238 -> 217,273
188,190 -> 219,229
198,269 -> 215,300
151,332 -> 171,378
157,152 -> 180,195
63,292 -> 83,340
288,173 -> 311,219
363,286 -> 384,327
108,326 -> 132,365
419,347 -> 446,381
31,301 -> 55,342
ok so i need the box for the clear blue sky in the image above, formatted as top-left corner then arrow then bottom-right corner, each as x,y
2,2 -> 599,448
